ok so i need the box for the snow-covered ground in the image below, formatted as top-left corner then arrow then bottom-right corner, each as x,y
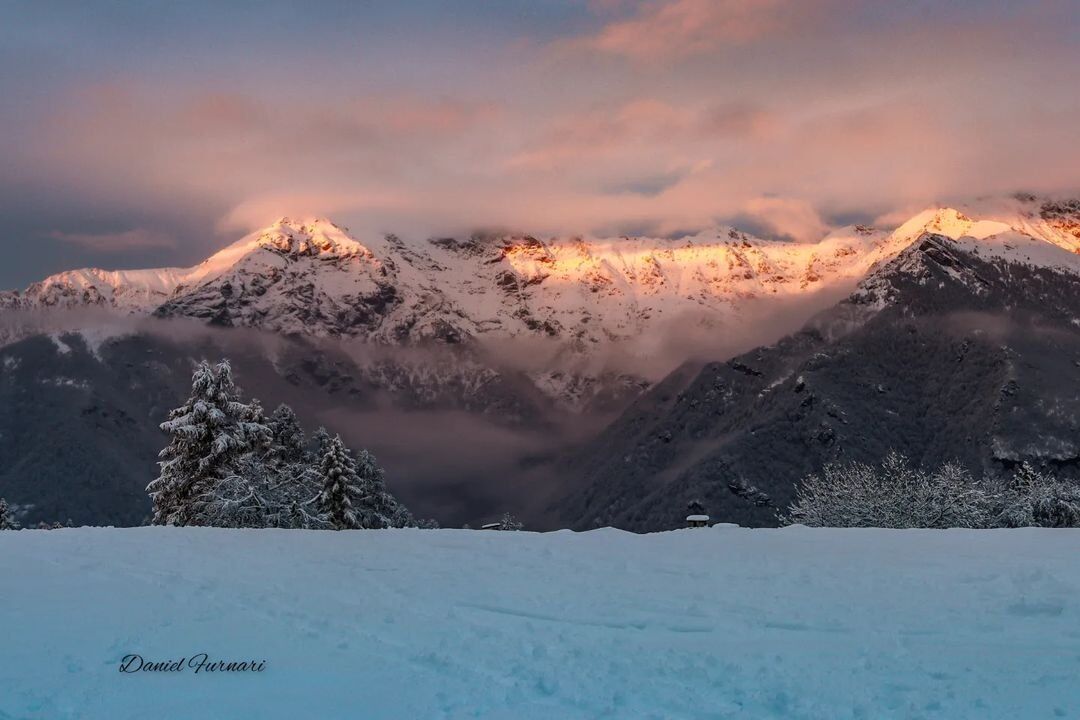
2,526 -> 1079,719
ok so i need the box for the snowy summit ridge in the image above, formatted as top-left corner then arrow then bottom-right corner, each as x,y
2,196 -> 1079,405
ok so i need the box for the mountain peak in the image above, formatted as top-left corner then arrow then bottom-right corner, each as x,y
185,217 -> 372,284
890,195 -> 1080,255
895,207 -> 980,242
256,216 -> 366,255
270,216 -> 339,233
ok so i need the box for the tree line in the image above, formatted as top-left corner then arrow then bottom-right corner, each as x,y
3,369 -> 1078,531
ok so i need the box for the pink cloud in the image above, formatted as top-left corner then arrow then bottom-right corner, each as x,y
217,191 -> 415,234
739,197 -> 829,242
49,228 -> 176,252
25,4 -> 1080,257
572,0 -> 805,60
507,99 -> 775,172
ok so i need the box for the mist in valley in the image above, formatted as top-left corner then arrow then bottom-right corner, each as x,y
0,279 -> 866,528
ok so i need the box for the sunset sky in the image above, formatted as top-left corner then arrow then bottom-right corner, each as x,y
1,0 -> 1077,287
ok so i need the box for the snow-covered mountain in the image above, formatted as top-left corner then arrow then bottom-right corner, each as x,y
3,195 -> 1079,409
2,219 -> 891,338
552,198 -> 1080,532
3,195 -> 1080,528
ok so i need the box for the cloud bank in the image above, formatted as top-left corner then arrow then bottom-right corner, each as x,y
0,0 -> 1077,286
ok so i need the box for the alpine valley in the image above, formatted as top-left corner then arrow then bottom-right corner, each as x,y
2,194 -> 1079,530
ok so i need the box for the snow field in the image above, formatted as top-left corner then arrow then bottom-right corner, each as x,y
2,525 -> 1079,719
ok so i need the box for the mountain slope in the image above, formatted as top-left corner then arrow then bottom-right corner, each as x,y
0,328 -> 565,527
552,228 -> 1080,532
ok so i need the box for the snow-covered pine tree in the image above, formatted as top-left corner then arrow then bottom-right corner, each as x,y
316,435 -> 362,530
192,452 -> 327,529
190,454 -> 270,528
267,403 -> 305,467
0,498 -> 20,530
352,447 -> 416,528
147,360 -> 271,526
315,437 -> 415,530
308,426 -> 332,463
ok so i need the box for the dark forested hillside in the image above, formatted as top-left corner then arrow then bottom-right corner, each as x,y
0,328 -> 568,528
552,234 -> 1080,531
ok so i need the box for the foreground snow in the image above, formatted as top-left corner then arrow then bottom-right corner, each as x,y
2,526 -> 1079,719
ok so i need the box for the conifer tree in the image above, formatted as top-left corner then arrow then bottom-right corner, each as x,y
0,498 -> 19,530
316,435 -> 362,530
352,448 -> 414,529
268,462 -> 326,529
267,403 -> 305,466
309,426 -> 332,463
147,360 -> 271,526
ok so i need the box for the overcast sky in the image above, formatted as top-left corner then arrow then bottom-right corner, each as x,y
1,0 -> 1077,288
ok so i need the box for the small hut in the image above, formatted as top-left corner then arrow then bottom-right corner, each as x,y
686,514 -> 709,528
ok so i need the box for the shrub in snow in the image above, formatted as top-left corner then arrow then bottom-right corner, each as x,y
497,512 -> 524,531
996,463 -> 1080,528
782,452 -> 993,529
0,498 -> 19,530
147,360 -> 271,526
782,453 -> 1080,529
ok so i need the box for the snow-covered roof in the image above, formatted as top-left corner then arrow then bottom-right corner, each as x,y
480,523 -> 501,530
686,515 -> 710,522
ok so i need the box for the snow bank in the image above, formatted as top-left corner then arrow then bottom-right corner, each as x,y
2,526 -> 1079,719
